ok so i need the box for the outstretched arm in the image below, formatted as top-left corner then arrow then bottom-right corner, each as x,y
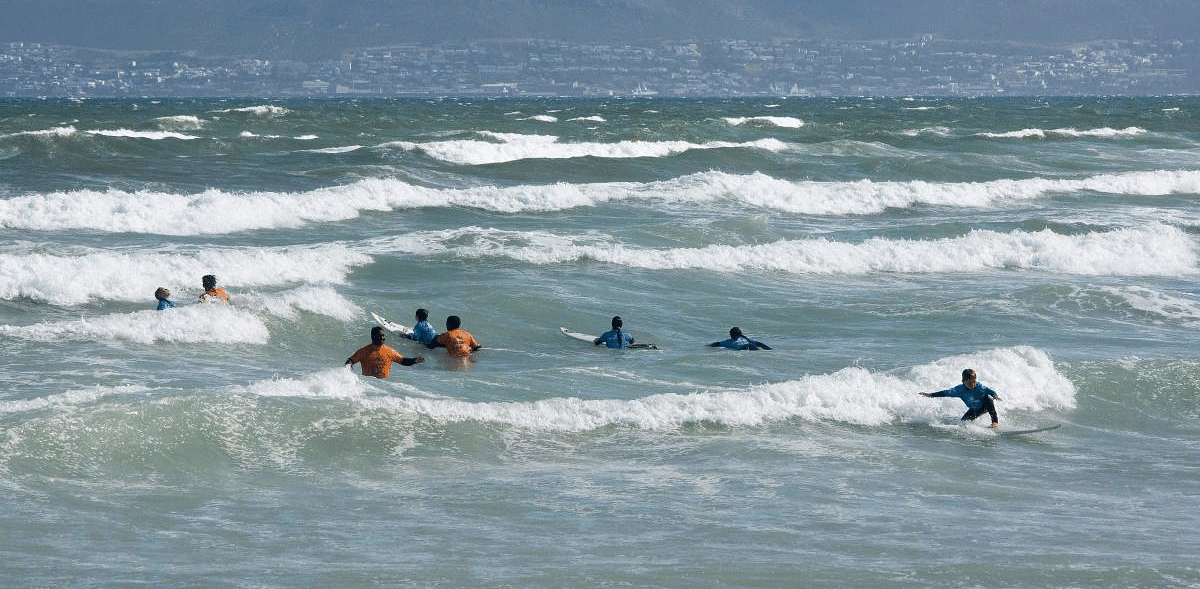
400,357 -> 425,366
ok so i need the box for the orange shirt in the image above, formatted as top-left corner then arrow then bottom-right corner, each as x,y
434,328 -> 480,357
347,343 -> 409,378
200,287 -> 230,303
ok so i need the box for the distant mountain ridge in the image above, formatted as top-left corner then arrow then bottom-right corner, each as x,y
4,0 -> 1198,60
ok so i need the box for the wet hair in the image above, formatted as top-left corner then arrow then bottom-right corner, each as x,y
611,316 -> 623,329
154,287 -> 170,301
415,308 -> 429,321
446,315 -> 462,330
729,326 -> 743,339
962,368 -> 977,381
371,326 -> 386,344
202,275 -> 217,290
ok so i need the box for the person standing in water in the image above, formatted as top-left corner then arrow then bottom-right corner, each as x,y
198,274 -> 230,303
346,326 -> 425,378
154,287 -> 175,310
427,315 -> 481,357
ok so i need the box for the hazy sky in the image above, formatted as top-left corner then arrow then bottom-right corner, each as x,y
3,0 -> 1197,60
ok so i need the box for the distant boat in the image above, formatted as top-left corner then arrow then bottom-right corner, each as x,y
631,83 -> 658,96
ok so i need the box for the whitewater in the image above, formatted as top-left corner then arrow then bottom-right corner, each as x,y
1,96 -> 1198,588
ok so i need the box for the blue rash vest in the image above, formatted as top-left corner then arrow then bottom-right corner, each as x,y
156,299 -> 175,310
409,320 -> 438,345
595,328 -> 634,349
711,336 -> 769,350
928,383 -> 999,409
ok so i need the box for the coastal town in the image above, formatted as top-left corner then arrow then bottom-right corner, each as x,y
3,35 -> 1197,98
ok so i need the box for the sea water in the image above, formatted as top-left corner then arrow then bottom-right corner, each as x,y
1,96 -> 1198,588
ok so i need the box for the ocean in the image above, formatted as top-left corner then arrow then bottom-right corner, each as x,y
1,96 -> 1198,588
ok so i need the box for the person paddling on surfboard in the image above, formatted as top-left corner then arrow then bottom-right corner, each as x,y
346,326 -> 425,378
407,308 -> 439,345
920,368 -> 1001,428
709,327 -> 771,350
594,316 -> 635,349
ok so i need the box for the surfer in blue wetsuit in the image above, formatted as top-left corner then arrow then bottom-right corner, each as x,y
709,327 -> 771,350
154,287 -> 175,310
920,368 -> 1001,428
594,316 -> 635,349
407,308 -> 438,345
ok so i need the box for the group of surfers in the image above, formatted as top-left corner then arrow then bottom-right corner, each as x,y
157,280 -> 1004,428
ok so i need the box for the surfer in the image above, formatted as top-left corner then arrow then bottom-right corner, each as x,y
427,315 -> 481,357
920,368 -> 1001,428
407,308 -> 439,345
346,326 -> 425,378
709,327 -> 771,350
154,287 -> 175,310
198,274 -> 230,303
594,316 -> 635,349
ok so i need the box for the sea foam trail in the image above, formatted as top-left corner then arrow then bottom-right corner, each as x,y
0,304 -> 270,345
0,384 -> 153,416
397,224 -> 1197,277
4,170 -> 1200,235
247,346 -> 1073,431
976,126 -> 1147,139
0,244 -> 369,305
723,116 -> 806,128
383,132 -> 789,165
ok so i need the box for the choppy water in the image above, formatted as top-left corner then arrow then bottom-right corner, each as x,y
2,96 -> 1199,588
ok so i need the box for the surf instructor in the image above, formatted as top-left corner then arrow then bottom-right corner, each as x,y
920,368 -> 1001,428
347,326 -> 425,378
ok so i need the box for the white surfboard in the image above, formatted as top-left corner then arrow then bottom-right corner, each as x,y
995,423 -> 1061,436
560,326 -> 596,343
371,312 -> 414,337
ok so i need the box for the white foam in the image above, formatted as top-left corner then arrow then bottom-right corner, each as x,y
0,126 -> 78,139
0,384 -> 153,415
384,133 -> 789,165
0,243 -> 370,306
1101,286 -> 1200,325
284,346 -> 1073,431
976,126 -> 1147,139
434,224 -> 1197,277
0,304 -> 270,344
724,116 -> 805,128
85,129 -> 198,140
153,115 -> 205,130
4,170 -> 1198,235
230,367 -> 374,400
211,105 -> 291,116
244,286 -> 363,322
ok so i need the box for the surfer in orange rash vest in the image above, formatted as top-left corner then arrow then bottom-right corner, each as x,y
346,326 -> 425,378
